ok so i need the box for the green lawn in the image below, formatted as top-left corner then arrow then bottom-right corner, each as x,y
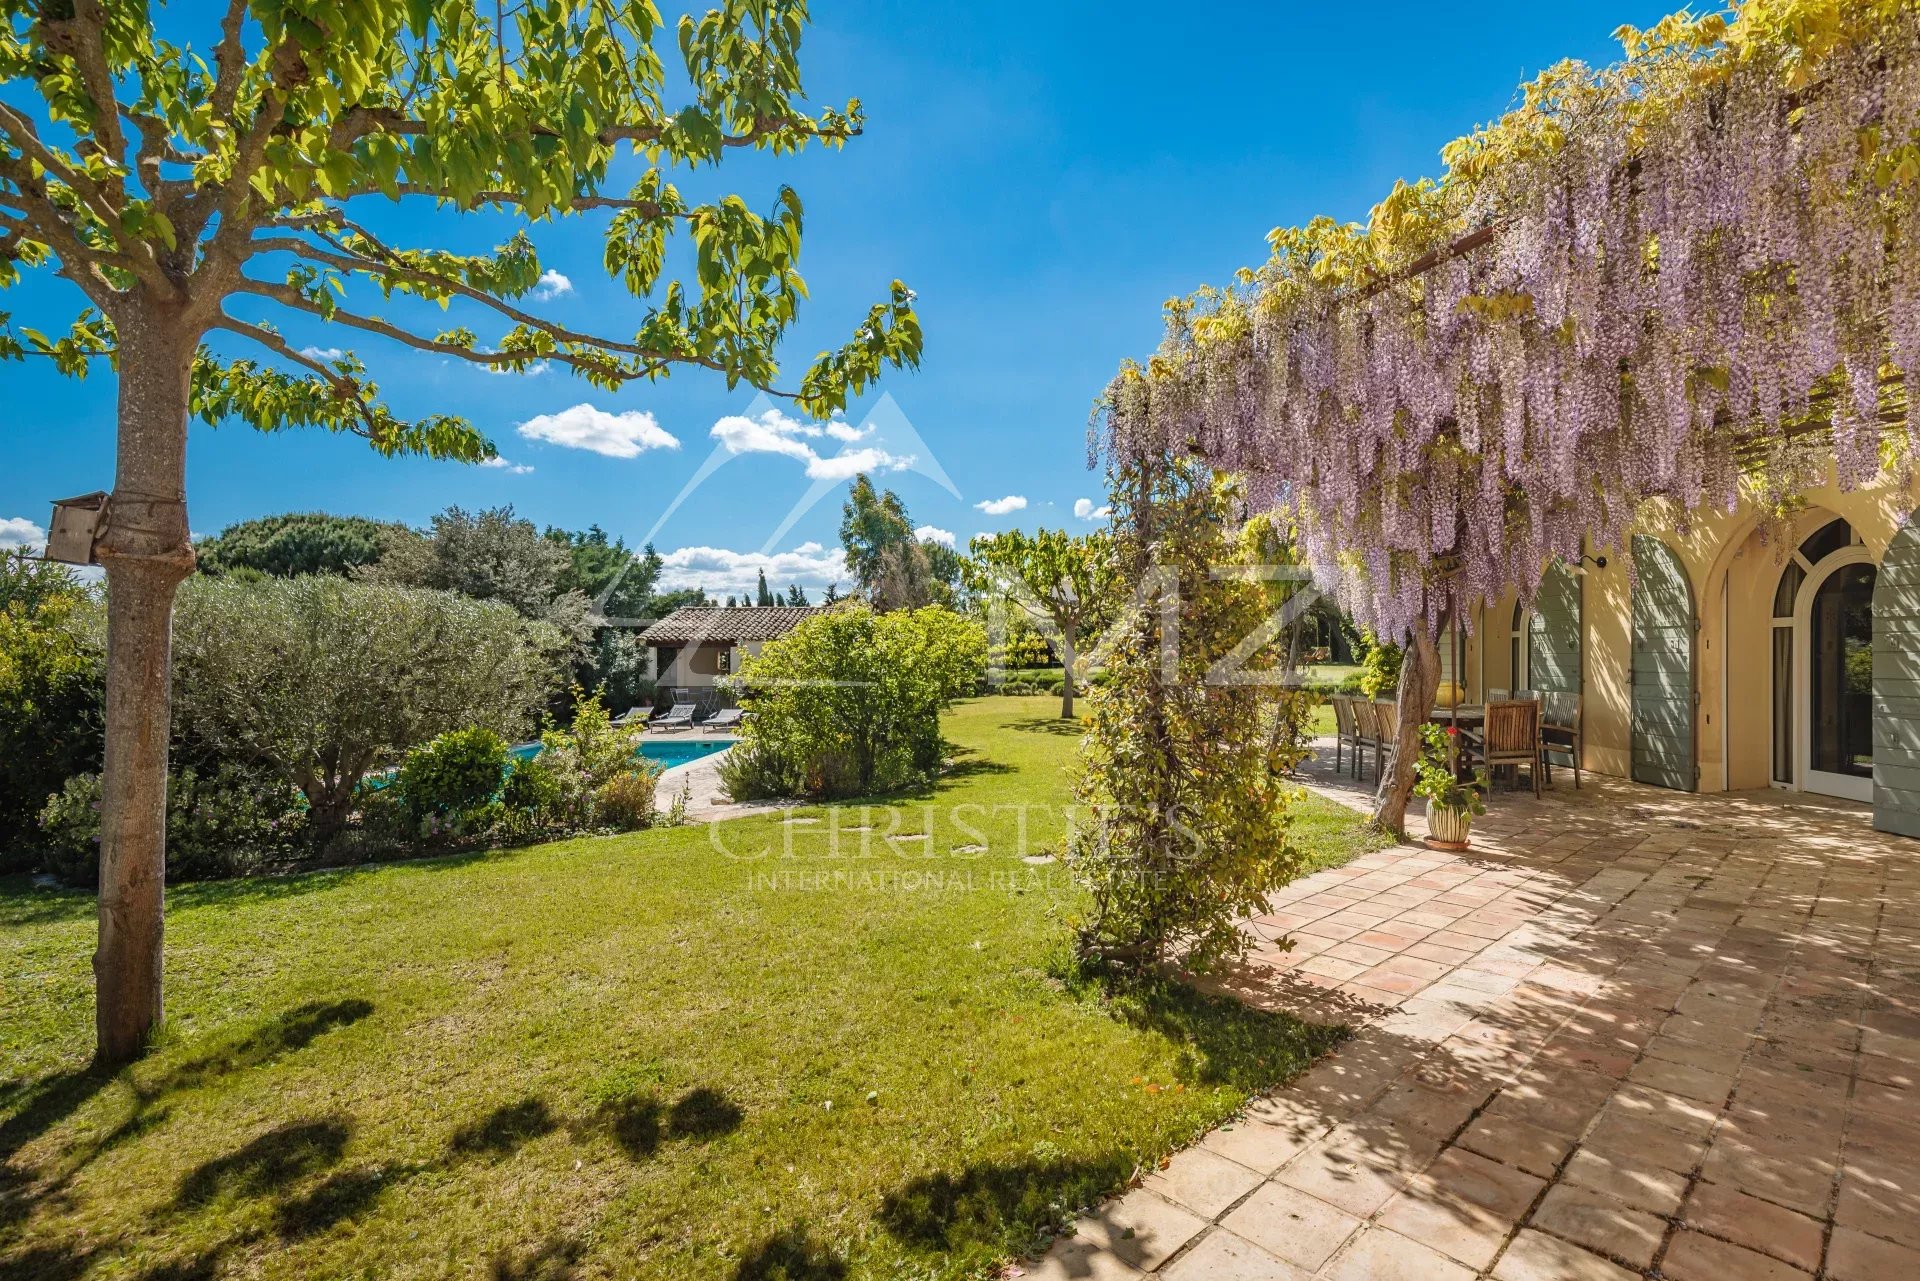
0,698 -> 1382,1281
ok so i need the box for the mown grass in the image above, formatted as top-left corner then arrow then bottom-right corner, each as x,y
0,698 -> 1382,1281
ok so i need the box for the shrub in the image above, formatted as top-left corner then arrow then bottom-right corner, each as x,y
39,762 -> 307,885
396,727 -> 510,823
594,766 -> 660,830
724,605 -> 985,801
171,575 -> 557,840
0,563 -> 103,865
538,688 -> 642,826
1068,461 -> 1305,975
1357,636 -> 1402,698
501,755 -> 563,821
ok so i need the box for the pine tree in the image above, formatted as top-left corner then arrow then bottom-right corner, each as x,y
756,569 -> 776,607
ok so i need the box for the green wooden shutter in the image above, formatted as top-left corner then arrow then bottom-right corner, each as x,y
1631,535 -> 1697,792
1874,518 -> 1920,836
1528,561 -> 1582,693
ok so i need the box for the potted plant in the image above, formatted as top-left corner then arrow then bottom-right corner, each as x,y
1412,722 -> 1487,851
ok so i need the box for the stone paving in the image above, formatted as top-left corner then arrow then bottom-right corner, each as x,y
1021,758 -> 1920,1280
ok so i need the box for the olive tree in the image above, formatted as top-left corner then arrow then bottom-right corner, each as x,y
171,576 -> 554,840
0,0 -> 919,1060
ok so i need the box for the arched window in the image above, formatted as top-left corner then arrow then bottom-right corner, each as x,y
1772,518 -> 1864,788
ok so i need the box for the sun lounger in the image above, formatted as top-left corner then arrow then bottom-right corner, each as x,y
652,702 -> 697,731
702,707 -> 744,733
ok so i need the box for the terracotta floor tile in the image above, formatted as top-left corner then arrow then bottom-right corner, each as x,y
1529,1182 -> 1668,1270
1158,1228 -> 1307,1281
1219,1181 -> 1361,1272
1827,1226 -> 1920,1281
1492,1229 -> 1641,1281
1659,1228 -> 1813,1281
1321,1227 -> 1477,1281
1144,1147 -> 1265,1219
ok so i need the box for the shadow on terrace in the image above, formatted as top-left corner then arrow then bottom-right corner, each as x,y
1031,741 -> 1920,1278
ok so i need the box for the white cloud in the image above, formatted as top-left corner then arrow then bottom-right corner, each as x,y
478,457 -> 535,475
975,495 -> 1027,516
825,420 -> 870,442
484,359 -> 550,377
915,525 -> 955,548
712,409 -> 818,464
517,403 -> 679,458
656,542 -> 849,594
299,346 -> 344,361
1073,498 -> 1112,520
1,516 -> 46,551
806,446 -> 913,481
530,269 -> 573,301
711,408 -> 910,479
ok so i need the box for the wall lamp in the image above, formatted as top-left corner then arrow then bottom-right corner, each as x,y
1570,553 -> 1608,576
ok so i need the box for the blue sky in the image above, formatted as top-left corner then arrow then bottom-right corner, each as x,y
0,1 -> 1674,597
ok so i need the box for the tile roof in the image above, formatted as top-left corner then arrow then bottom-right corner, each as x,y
638,605 -> 826,644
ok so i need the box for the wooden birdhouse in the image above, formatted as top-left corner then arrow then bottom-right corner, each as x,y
45,491 -> 109,566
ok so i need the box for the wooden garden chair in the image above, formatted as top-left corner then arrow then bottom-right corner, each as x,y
1351,698 -> 1379,780
1372,699 -> 1400,784
1539,691 -> 1583,789
1482,699 -> 1544,797
1332,696 -> 1365,776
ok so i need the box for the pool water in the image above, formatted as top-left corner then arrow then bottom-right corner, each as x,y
507,738 -> 736,770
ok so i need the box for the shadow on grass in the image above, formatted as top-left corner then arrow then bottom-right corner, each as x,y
731,1226 -> 848,1280
450,1098 -> 558,1159
490,1236 -> 583,1281
162,998 -> 374,1093
175,1117 -> 351,1208
1101,976 -> 1347,1090
1005,716 -> 1082,737
580,1085 -> 745,1161
0,876 -> 94,929
273,1166 -> 391,1240
879,1154 -> 1130,1255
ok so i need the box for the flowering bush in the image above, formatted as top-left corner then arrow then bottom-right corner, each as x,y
537,688 -> 643,826
1411,723 -> 1488,817
1097,2 -> 1920,639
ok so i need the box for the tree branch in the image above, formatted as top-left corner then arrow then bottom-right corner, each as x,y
210,314 -> 381,436
47,0 -> 131,166
242,227 -> 738,381
210,0 -> 251,123
235,277 -> 658,383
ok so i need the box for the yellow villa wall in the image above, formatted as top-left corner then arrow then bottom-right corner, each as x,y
1462,465 -> 1920,793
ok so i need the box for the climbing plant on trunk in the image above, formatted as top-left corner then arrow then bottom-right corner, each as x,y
0,0 -> 921,1063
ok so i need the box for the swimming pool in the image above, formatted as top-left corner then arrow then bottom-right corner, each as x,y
507,738 -> 736,770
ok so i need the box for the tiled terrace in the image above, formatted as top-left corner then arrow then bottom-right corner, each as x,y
1022,762 -> 1920,1280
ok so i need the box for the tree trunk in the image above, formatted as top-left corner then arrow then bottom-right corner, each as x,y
1369,626 -> 1441,839
93,317 -> 197,1065
1059,623 -> 1077,719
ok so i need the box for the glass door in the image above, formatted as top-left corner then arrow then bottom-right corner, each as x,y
1806,562 -> 1875,802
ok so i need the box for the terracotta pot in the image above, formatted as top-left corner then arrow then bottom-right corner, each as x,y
1426,802 -> 1473,850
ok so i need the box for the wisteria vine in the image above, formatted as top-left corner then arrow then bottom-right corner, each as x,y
1097,1 -> 1920,638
